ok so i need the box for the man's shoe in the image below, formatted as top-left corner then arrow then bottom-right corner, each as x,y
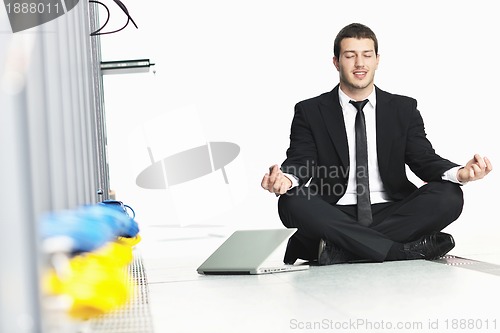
402,232 -> 455,260
318,239 -> 350,265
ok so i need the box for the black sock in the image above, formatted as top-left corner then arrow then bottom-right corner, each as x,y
385,242 -> 406,261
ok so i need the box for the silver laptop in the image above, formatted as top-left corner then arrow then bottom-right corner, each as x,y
197,228 -> 309,275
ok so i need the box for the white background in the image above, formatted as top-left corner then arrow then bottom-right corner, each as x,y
98,0 -> 499,251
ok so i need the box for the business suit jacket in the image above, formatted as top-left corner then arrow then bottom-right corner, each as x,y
281,85 -> 459,204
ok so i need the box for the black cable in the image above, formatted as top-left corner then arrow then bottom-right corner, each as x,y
89,1 -> 110,36
90,0 -> 138,36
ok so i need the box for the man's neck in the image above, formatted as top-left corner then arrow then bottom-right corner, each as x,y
339,84 -> 375,101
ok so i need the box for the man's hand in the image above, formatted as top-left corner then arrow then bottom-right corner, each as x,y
261,164 -> 292,195
457,154 -> 493,183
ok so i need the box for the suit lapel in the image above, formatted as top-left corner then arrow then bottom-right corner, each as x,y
319,85 -> 349,168
375,86 -> 393,176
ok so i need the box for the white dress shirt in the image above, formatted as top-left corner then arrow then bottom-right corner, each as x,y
284,87 -> 463,204
336,88 -> 389,204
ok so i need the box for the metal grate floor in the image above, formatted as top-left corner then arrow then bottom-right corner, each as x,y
89,250 -> 154,333
433,255 -> 500,276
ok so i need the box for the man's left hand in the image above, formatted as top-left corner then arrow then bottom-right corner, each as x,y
457,154 -> 493,183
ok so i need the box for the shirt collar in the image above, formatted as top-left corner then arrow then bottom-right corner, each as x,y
338,86 -> 377,112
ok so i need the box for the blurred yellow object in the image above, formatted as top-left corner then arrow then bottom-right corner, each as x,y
93,240 -> 134,266
43,238 -> 140,320
117,234 -> 142,247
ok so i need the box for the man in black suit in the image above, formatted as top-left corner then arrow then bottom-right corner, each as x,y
261,23 -> 492,265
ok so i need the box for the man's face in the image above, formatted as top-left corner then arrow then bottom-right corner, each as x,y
333,38 -> 379,95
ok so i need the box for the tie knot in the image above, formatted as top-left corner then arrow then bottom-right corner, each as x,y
349,99 -> 369,112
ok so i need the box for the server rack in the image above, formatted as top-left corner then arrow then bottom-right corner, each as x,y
0,2 -> 109,332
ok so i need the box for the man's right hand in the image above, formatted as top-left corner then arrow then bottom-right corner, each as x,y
261,164 -> 292,195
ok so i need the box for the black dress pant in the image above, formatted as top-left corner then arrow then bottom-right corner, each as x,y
278,181 -> 464,263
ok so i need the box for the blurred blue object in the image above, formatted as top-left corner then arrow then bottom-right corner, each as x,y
99,200 -> 136,219
41,204 -> 139,253
41,208 -> 115,253
85,204 -> 139,238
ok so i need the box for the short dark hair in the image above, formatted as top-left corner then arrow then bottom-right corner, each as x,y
333,23 -> 378,59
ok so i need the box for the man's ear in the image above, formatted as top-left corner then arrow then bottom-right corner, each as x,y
333,56 -> 340,71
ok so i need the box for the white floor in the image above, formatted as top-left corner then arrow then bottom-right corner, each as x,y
137,225 -> 500,333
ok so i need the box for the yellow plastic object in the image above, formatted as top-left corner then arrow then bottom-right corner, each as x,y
117,234 -> 142,247
43,239 -> 139,320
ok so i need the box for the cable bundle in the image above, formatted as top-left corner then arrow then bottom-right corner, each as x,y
41,201 -> 140,320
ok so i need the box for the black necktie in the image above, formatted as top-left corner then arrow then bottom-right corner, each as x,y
349,99 -> 373,226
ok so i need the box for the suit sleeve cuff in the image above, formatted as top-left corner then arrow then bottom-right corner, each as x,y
442,166 -> 466,185
282,172 -> 299,190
